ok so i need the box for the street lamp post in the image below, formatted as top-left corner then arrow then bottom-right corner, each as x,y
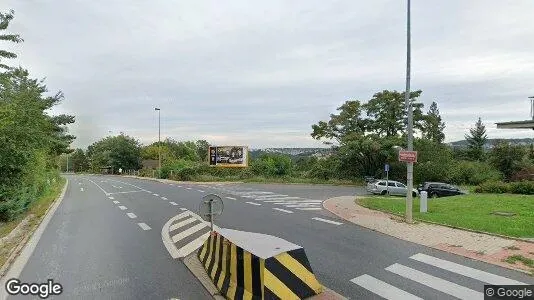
155,107 -> 161,178
404,0 -> 414,223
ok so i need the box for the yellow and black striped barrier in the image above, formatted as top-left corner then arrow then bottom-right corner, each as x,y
198,229 -> 322,299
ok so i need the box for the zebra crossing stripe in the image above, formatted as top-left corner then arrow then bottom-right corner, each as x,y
409,253 -> 527,286
350,275 -> 423,300
169,217 -> 197,232
172,223 -> 209,243
386,263 -> 483,300
296,208 -> 322,211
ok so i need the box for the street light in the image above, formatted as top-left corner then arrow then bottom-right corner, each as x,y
154,107 -> 161,178
404,0 -> 414,223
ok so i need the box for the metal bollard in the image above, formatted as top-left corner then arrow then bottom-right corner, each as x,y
420,191 -> 427,213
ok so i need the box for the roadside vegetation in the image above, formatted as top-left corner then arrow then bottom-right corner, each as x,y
358,194 -> 534,238
0,10 -> 75,222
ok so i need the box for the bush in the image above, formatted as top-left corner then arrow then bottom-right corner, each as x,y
509,181 -> 534,195
474,181 -> 510,194
449,161 -> 502,185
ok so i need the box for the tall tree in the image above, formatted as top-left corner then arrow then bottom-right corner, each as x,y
311,100 -> 367,145
363,90 -> 425,138
0,10 -> 24,70
489,141 -> 526,180
465,117 -> 487,161
421,101 -> 446,143
70,148 -> 89,172
195,140 -> 210,162
87,134 -> 141,172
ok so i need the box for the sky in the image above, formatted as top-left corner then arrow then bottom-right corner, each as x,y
2,0 -> 534,149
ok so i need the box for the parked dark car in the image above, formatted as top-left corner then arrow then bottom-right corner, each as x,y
417,182 -> 465,198
364,176 -> 376,183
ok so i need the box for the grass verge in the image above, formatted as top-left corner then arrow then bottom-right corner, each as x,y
0,177 -> 66,268
358,193 -> 534,238
150,174 -> 363,186
504,255 -> 534,268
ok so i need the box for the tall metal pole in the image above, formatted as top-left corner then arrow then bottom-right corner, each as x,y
155,108 -> 161,178
405,0 -> 414,223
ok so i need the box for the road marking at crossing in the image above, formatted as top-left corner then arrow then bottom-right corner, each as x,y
197,190 -> 205,193
170,218 -> 197,231
272,208 -> 293,214
186,187 -> 192,190
264,197 -> 302,202
146,191 -> 152,193
138,223 -> 151,230
180,208 -> 188,211
350,275 -> 423,300
297,207 -> 322,211
255,194 -> 289,199
118,206 -> 127,210
245,202 -> 261,206
409,253 -> 527,285
113,201 -> 120,204
161,197 -> 168,200
153,193 -> 159,196
169,202 -> 178,205
127,213 -> 137,219
172,223 -> 208,243
386,263 -> 483,300
175,232 -> 210,258
312,217 -> 343,225
80,188 -> 84,192
225,197 -> 236,200
108,196 -> 114,200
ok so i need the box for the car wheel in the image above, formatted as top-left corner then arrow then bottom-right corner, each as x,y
431,193 -> 438,198
380,190 -> 387,195
412,191 -> 417,197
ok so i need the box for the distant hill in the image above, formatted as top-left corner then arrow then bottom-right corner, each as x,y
448,138 -> 534,149
249,147 -> 332,159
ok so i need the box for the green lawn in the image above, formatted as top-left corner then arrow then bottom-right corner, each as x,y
358,193 -> 534,238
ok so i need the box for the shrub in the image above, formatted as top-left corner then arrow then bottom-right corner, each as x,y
449,161 -> 502,185
509,181 -> 534,195
474,181 -> 510,194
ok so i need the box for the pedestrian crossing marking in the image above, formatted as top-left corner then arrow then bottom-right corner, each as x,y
350,275 -> 423,300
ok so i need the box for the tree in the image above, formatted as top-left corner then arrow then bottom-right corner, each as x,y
363,90 -> 425,138
465,117 -> 487,161
195,140 -> 210,162
70,149 -> 89,172
421,101 -> 445,143
311,100 -> 367,145
87,134 -> 141,173
0,10 -> 24,70
489,141 -> 526,180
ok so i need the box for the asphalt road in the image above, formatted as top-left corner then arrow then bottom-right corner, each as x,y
8,175 -> 534,299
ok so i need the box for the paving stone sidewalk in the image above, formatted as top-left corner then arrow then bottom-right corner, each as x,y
323,196 -> 534,274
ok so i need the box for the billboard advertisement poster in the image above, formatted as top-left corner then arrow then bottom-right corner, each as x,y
208,146 -> 248,167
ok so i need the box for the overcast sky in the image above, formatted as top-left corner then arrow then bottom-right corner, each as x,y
2,1 -> 534,148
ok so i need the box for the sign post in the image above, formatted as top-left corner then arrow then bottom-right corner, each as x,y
198,194 -> 224,233
385,164 -> 390,195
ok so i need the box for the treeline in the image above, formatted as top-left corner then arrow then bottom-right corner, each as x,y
72,89 -> 531,187
0,11 -> 75,220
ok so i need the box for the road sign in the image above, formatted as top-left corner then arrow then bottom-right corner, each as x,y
399,151 -> 418,163
384,164 -> 390,172
198,194 -> 224,232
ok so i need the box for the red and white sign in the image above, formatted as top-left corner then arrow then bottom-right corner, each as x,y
399,151 -> 418,163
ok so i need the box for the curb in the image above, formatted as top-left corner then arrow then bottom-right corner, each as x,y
354,196 -> 534,244
182,253 -> 225,300
0,178 -> 69,300
323,196 -> 534,274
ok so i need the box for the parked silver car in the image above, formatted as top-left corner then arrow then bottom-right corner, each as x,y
367,180 -> 419,197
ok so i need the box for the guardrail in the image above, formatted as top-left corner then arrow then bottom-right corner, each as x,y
198,228 -> 322,299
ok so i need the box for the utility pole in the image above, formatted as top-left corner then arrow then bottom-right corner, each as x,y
404,0 -> 414,223
155,107 -> 161,178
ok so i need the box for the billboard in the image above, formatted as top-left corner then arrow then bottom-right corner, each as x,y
209,146 -> 249,167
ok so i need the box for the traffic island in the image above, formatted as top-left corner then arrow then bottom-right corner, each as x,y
196,228 -> 339,300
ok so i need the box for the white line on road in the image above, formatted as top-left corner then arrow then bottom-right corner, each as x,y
386,263 -> 483,300
350,275 -> 423,300
225,197 -> 236,200
80,188 -> 84,192
175,232 -> 210,258
146,191 -> 152,193
118,206 -> 127,210
177,185 -> 182,188
127,213 -> 137,219
169,202 -> 178,206
186,187 -> 192,190
84,178 -> 109,195
197,190 -> 205,193
113,201 -> 120,204
108,196 -> 114,200
312,217 -> 343,225
161,197 -> 168,200
153,193 -> 159,196
264,197 -> 302,202
245,202 -> 261,206
169,217 -> 197,231
138,223 -> 151,230
285,204 -> 322,208
180,208 -> 188,211
172,223 -> 208,243
297,207 -> 322,211
255,195 -> 289,199
409,253 -> 527,285
272,208 -> 293,214
107,190 -> 143,195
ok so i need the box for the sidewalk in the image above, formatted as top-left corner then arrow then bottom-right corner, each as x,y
323,196 -> 534,274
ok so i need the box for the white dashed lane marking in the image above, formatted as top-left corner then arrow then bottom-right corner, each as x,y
127,213 -> 137,219
225,197 -> 236,200
108,196 -> 114,200
312,217 -> 343,225
180,208 -> 187,211
80,188 -> 84,192
138,223 -> 151,230
197,190 -> 205,193
118,206 -> 127,210
161,197 -> 168,200
169,202 -> 178,206
245,202 -> 261,206
272,208 -> 293,214
153,193 -> 159,196
113,201 -> 120,204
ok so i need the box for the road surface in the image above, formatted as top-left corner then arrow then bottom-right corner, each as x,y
8,175 -> 534,299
